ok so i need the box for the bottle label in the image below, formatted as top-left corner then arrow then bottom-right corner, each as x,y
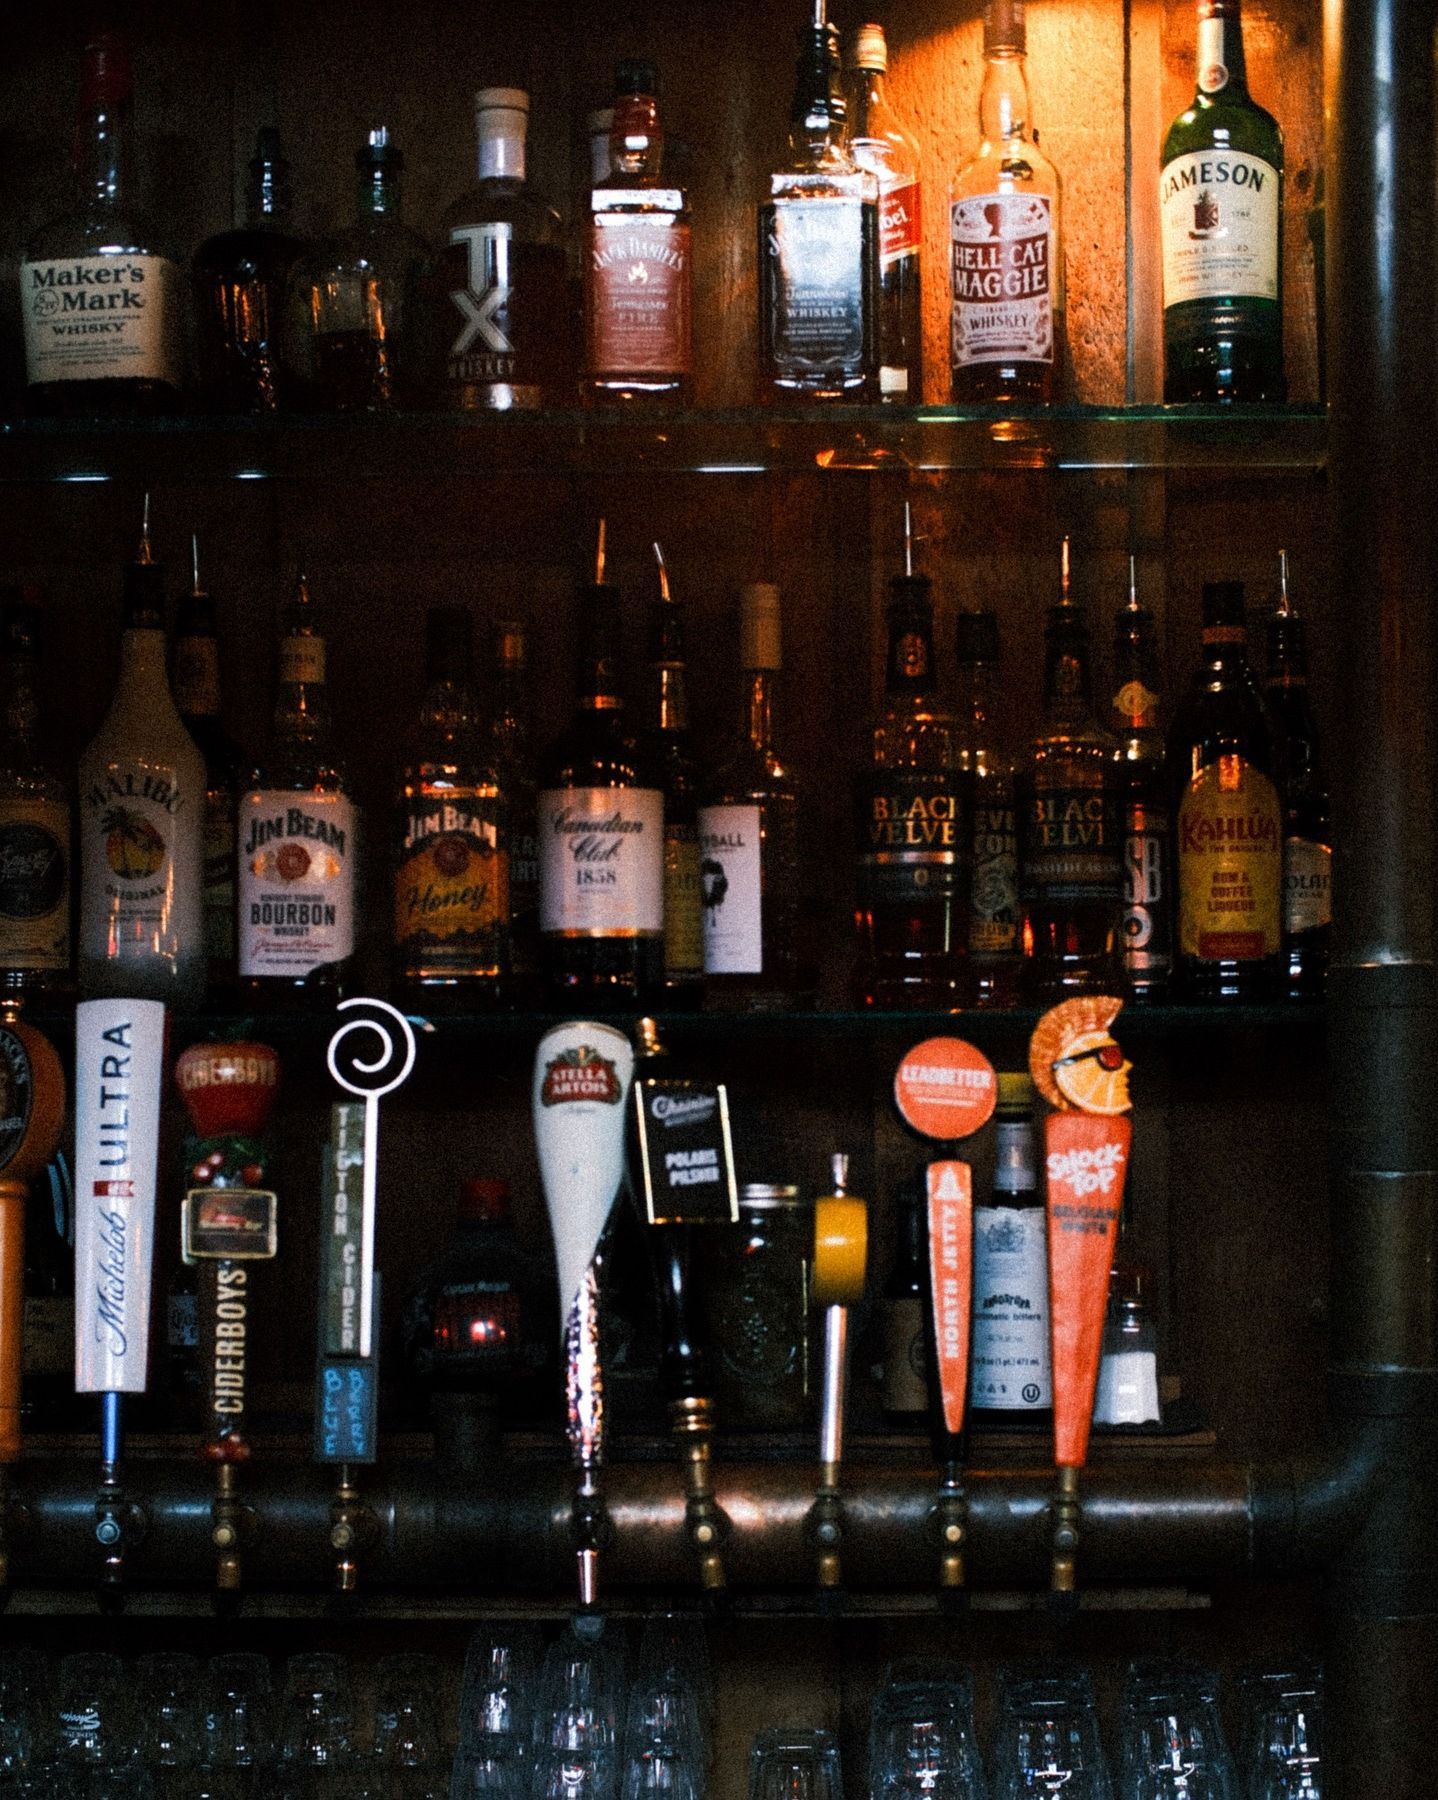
1177,758 -> 1282,959
856,772 -> 963,903
1160,150 -> 1280,307
0,800 -> 70,971
950,193 -> 1055,369
766,198 -> 869,365
1196,14 -> 1231,94
238,790 -> 357,978
278,635 -> 325,686
698,803 -> 764,975
663,823 -> 704,978
970,797 -> 1020,955
1114,679 -> 1160,727
879,177 -> 922,269
23,1293 -> 74,1378
81,760 -> 201,972
173,638 -> 222,718
1123,800 -> 1171,978
970,1204 -> 1052,1410
443,221 -> 563,407
202,790 -> 237,964
881,1294 -> 930,1414
20,254 -> 181,389
1284,835 -> 1333,935
538,787 -> 664,938
586,216 -> 692,377
1093,1348 -> 1161,1426
394,797 -> 509,977
1022,782 -> 1122,901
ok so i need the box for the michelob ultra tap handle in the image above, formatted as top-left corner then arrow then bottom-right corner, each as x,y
74,1000 -> 167,1396
0,1005 -> 64,1462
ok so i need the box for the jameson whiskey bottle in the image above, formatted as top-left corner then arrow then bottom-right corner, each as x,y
847,24 -> 923,401
238,574 -> 357,1003
78,506 -> 204,1005
585,62 -> 692,402
699,584 -> 804,1009
21,33 -> 182,416
759,0 -> 880,400
956,609 -> 1021,1007
1161,0 -> 1284,402
1265,553 -> 1330,999
171,538 -> 241,990
1017,541 -> 1123,997
0,591 -> 70,994
437,89 -> 570,410
950,0 -> 1064,404
1111,560 -> 1171,1001
395,608 -> 509,1008
538,530 -> 665,1010
642,548 -> 703,1007
1169,580 -> 1282,1001
488,622 -> 539,999
970,1073 -> 1051,1421
853,515 -> 966,1008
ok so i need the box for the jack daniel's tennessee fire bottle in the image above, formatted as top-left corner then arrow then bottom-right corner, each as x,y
1169,580 -> 1282,1000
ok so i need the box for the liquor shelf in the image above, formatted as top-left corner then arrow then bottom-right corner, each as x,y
0,404 -> 1329,485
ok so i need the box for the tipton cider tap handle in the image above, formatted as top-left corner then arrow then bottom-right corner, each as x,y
809,1153 -> 868,1592
533,1021 -> 635,1609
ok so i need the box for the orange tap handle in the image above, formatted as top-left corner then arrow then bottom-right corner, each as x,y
0,1181 -> 24,1463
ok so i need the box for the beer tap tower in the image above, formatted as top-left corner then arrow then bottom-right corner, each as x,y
807,1154 -> 868,1593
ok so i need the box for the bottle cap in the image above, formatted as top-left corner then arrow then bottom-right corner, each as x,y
985,0 -> 1026,53
79,32 -> 134,109
739,583 -> 782,671
425,606 -> 474,681
996,1071 -> 1036,1114
739,1182 -> 803,1211
955,608 -> 1001,666
458,1178 -> 511,1224
477,89 -> 529,180
615,59 -> 659,96
849,23 -> 888,71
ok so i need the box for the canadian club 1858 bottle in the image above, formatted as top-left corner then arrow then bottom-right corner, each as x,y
538,532 -> 665,1010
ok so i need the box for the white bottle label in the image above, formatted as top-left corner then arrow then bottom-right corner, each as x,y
950,193 -> 1055,368
238,790 -> 357,978
1160,150 -> 1280,307
1284,836 -> 1333,934
1093,1348 -> 1161,1425
698,803 -> 763,974
20,254 -> 180,388
970,1204 -> 1052,1410
538,788 -> 664,937
278,635 -> 326,685
80,759 -> 202,981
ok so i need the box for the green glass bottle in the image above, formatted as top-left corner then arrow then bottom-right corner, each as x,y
1160,0 -> 1284,403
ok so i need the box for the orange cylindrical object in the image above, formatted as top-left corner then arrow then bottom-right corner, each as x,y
0,1180 -> 26,1463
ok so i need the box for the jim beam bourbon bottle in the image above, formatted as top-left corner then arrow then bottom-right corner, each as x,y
847,24 -> 923,401
1169,580 -> 1282,1000
1017,541 -> 1123,997
853,512 -> 966,1009
955,608 -> 1022,1007
949,0 -> 1065,404
1265,553 -> 1330,999
1111,560 -> 1172,1001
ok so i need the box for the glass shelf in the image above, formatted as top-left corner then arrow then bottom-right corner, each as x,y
0,403 -> 1328,483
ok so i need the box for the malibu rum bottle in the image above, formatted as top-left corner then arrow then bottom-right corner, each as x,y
642,548 -> 703,1008
956,609 -> 1022,1007
1017,541 -> 1122,997
0,590 -> 71,995
538,529 -> 665,1010
949,0 -> 1064,404
237,574 -> 358,1004
847,24 -> 923,401
395,608 -> 509,1009
759,0 -> 879,400
1265,553 -> 1330,999
1161,0 -> 1284,402
1169,580 -> 1282,1001
853,513 -> 966,1008
1111,560 -> 1171,1001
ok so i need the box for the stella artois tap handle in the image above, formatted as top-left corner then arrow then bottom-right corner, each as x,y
809,1155 -> 868,1593
175,1041 -> 281,1601
533,1021 -> 635,1611
74,999 -> 167,1611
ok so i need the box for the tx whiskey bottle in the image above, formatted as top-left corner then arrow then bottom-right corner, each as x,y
1265,553 -> 1330,999
1111,560 -> 1171,1000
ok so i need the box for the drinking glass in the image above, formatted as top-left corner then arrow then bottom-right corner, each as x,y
0,1647 -> 50,1781
1119,1661 -> 1238,1800
530,1620 -> 625,1800
277,1652 -> 361,1800
634,1617 -> 713,1747
206,1653 -> 277,1797
372,1652 -> 446,1800
55,1651 -> 154,1799
622,1624 -> 707,1800
1237,1668 -> 1322,1799
870,1662 -> 985,1800
748,1728 -> 843,1800
138,1652 -> 206,1791
450,1625 -> 539,1800
991,1670 -> 1112,1800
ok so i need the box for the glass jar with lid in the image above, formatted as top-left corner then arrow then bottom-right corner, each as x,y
703,1182 -> 814,1432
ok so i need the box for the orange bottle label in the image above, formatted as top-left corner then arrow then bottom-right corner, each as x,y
927,1161 -> 973,1439
1177,757 -> 1281,960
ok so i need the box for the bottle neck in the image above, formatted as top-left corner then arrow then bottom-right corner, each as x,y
849,67 -> 887,140
274,630 -> 330,747
745,670 -> 776,753
1111,620 -> 1163,737
172,628 -> 221,722
356,164 -> 402,219
979,48 -> 1033,142
576,592 -> 624,713
0,653 -> 40,759
1195,1 -> 1250,99
77,92 -> 133,217
1041,614 -> 1096,722
116,626 -> 176,705
1199,623 -> 1252,676
246,163 -> 292,230
789,26 -> 850,164
993,1119 -> 1038,1195
418,672 -> 479,744
610,93 -> 664,181
651,661 -> 690,734
957,660 -> 1000,735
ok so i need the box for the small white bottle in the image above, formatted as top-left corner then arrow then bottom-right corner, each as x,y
78,503 -> 205,1006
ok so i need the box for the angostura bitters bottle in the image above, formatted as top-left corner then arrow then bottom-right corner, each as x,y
1169,580 -> 1283,1001
1265,553 -> 1330,999
642,547 -> 704,1008
1017,540 -> 1123,997
956,608 -> 1022,1007
853,508 -> 966,1009
0,590 -> 71,995
1161,0 -> 1284,402
538,525 -> 665,1011
970,1071 -> 1051,1421
1111,559 -> 1172,1001
847,23 -> 923,401
237,573 -> 358,1004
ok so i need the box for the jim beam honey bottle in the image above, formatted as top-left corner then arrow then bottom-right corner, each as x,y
1169,580 -> 1282,1001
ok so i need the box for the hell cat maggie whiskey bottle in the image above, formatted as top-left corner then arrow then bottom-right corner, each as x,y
1169,580 -> 1283,1000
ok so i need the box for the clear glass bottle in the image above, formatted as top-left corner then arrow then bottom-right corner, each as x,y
192,127 -> 305,413
759,1 -> 880,401
847,23 -> 923,401
487,621 -> 539,1002
20,32 -> 182,416
78,507 -> 205,1006
970,1072 -> 1052,1421
394,607 -> 509,1009
949,0 -> 1065,404
1111,559 -> 1172,1001
237,573 -> 358,1005
956,608 -> 1022,1007
699,584 -> 805,1009
0,589 -> 71,995
702,1183 -> 813,1431
1265,552 -> 1330,1000
585,62 -> 693,402
288,127 -> 428,412
435,89 -> 571,410
643,548 -> 703,1007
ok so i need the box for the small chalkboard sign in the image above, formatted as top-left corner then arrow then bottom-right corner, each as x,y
632,1079 -> 738,1227
313,1281 -> 381,1465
